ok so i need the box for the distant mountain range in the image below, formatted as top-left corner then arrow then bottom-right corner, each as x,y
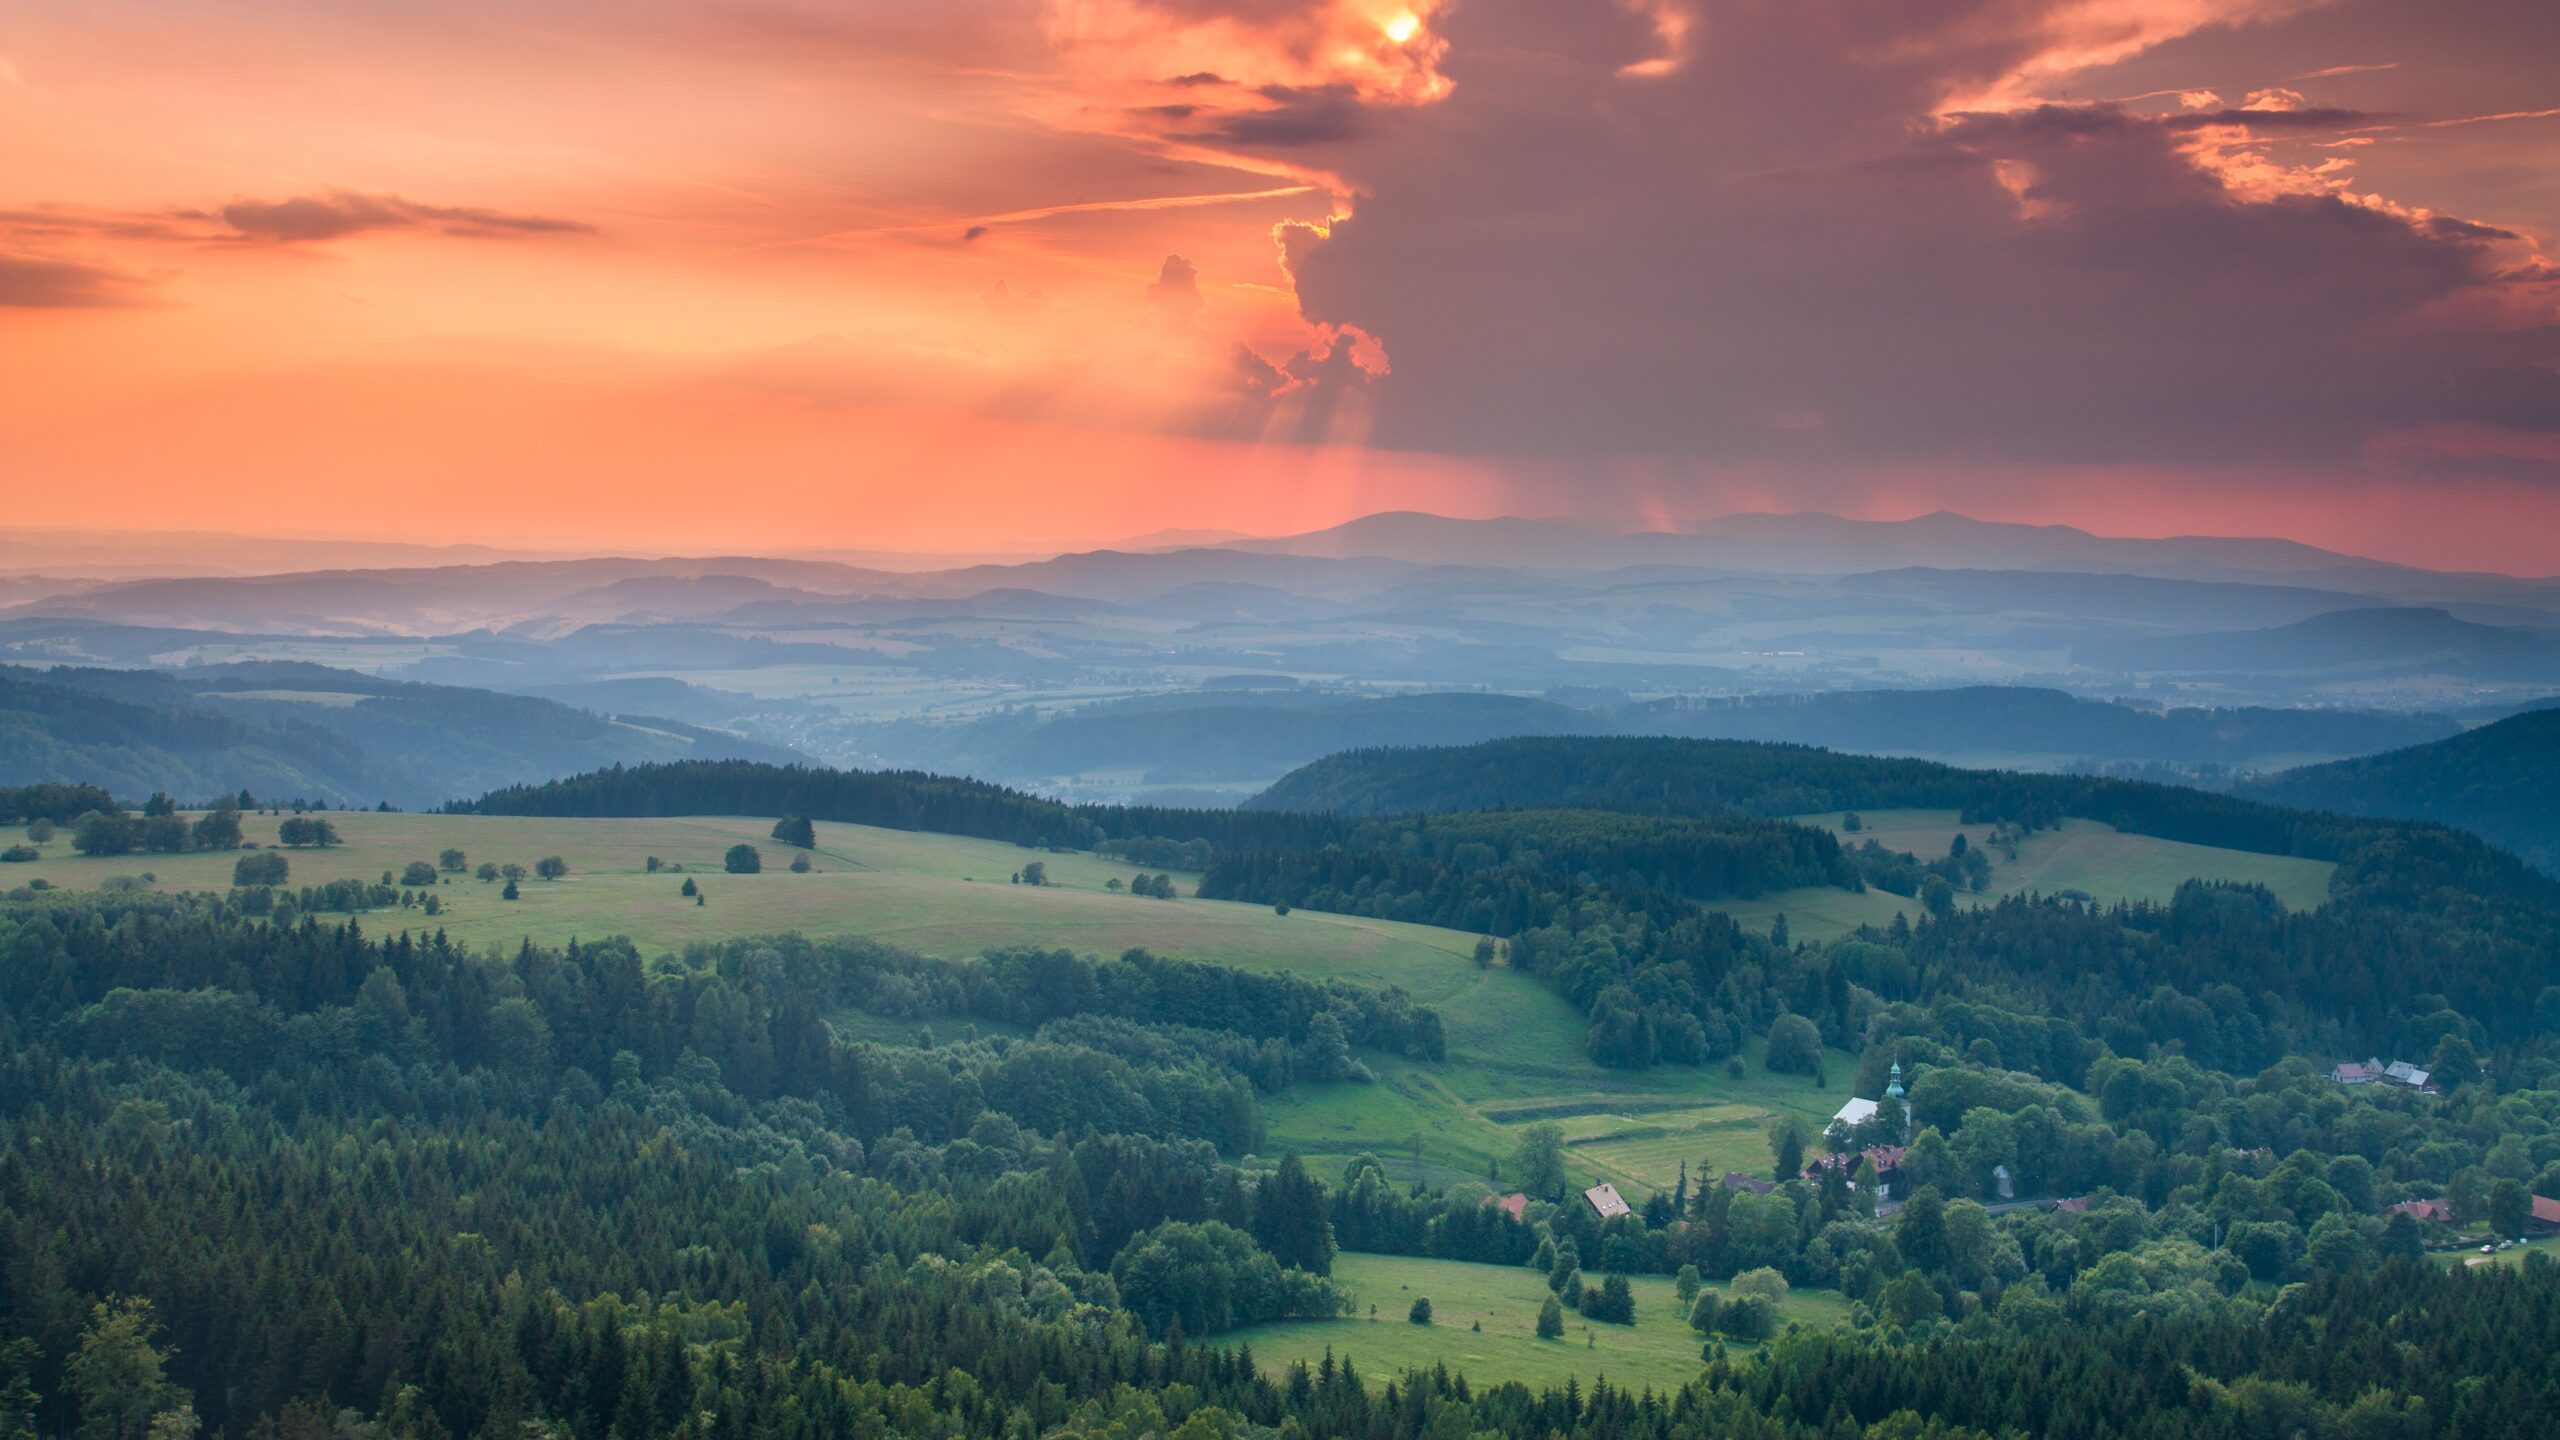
8,511 -> 2559,735
825,683 -> 2459,791
2077,608 -> 2560,683
0,662 -> 796,809
1213,510 -> 2560,600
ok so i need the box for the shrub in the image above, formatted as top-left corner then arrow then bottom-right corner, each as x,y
233,851 -> 289,887
725,844 -> 762,874
1688,1291 -> 1721,1332
502,879 -> 521,901
1408,1298 -> 1432,1325
789,853 -> 812,873
0,845 -> 36,863
401,861 -> 439,887
1732,1267 -> 1790,1305
681,878 -> 699,897
1535,1294 -> 1564,1339
1585,1274 -> 1635,1325
437,848 -> 467,872
534,856 -> 568,880
1718,1294 -> 1777,1341
1764,1013 -> 1823,1074
771,815 -> 817,848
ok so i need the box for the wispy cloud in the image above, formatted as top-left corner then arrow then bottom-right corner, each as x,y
187,190 -> 596,243
0,251 -> 154,308
2425,107 -> 2560,128
814,185 -> 1318,244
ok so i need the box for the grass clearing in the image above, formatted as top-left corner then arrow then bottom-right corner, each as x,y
4,812 -> 1478,979
21,810 -> 1856,1199
1727,810 -> 2339,942
1229,1253 -> 1848,1395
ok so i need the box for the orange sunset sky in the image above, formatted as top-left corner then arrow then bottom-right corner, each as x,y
3,0 -> 2557,570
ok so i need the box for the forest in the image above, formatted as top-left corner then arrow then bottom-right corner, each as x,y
6,887 -> 2560,1438
13,742 -> 2560,1437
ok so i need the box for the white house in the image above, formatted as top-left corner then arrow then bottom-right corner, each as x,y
1583,1182 -> 1631,1219
1828,1097 -> 1879,1138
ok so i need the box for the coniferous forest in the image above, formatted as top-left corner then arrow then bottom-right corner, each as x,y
11,732 -> 2560,1437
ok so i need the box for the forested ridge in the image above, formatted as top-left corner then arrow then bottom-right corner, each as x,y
461,759 -> 1349,854
2244,707 -> 2560,874
9,892 -> 2560,1438
450,752 -> 2560,1069
1246,734 -> 2500,870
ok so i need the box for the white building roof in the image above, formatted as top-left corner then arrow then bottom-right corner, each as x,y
1830,1097 -> 1880,1130
1583,1183 -> 1632,1219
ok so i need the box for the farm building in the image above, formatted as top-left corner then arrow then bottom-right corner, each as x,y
1583,1182 -> 1631,1219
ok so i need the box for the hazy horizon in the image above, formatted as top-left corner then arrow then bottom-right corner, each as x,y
8,0 -> 2559,572
12,502 -> 2558,583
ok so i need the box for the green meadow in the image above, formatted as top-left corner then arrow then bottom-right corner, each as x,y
1721,809 -> 2338,942
18,808 -> 1857,1196
1229,1253 -> 1851,1396
15,801 -> 2313,1201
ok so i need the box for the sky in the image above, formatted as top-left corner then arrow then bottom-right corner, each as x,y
3,0 -> 2556,571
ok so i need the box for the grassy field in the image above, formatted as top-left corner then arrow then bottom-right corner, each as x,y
1261,1031 -> 1859,1197
1724,810 -> 2338,942
1229,1253 -> 1849,1395
5,812 -> 1482,976
13,808 -> 1877,1197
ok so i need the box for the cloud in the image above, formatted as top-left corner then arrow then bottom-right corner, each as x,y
1146,253 -> 1205,320
1193,83 -> 1369,147
0,251 -> 153,307
1274,0 -> 2560,482
199,190 -> 595,243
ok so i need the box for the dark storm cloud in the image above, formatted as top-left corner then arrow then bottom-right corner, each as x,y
1276,0 -> 2560,480
1193,85 -> 1368,147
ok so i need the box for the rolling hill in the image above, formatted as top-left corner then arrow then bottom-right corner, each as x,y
2076,607 -> 2560,681
0,661 -> 798,808
2245,709 -> 2560,872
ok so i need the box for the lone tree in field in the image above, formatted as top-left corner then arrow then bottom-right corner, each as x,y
680,878 -> 699,897
501,879 -> 520,900
1536,1294 -> 1565,1339
725,843 -> 762,874
1764,1012 -> 1822,1074
771,816 -> 816,849
1511,1122 -> 1569,1201
1586,1274 -> 1635,1325
789,853 -> 812,873
1408,1298 -> 1432,1325
401,861 -> 438,887
535,856 -> 568,880
438,848 -> 467,872
233,851 -> 288,887
1019,860 -> 1047,886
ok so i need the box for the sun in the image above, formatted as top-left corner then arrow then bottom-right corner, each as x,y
1381,11 -> 1421,44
